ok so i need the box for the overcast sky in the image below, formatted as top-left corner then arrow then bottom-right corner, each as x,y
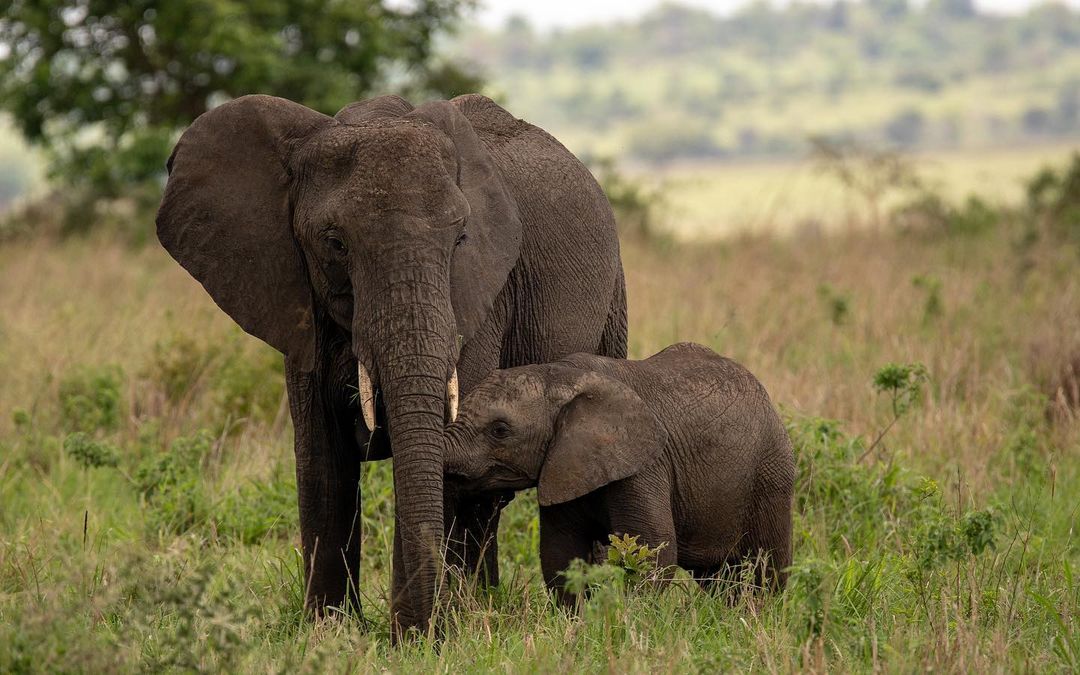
474,0 -> 1080,30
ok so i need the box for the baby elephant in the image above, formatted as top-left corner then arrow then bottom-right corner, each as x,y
444,342 -> 794,605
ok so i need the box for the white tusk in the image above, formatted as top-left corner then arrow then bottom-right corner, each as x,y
358,362 -> 376,431
447,369 -> 459,423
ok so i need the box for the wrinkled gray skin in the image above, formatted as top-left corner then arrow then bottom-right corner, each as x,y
444,343 -> 793,605
155,94 -> 625,637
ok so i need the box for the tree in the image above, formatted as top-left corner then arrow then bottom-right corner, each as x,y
0,0 -> 480,199
809,136 -> 922,229
928,0 -> 976,20
884,108 -> 925,148
868,0 -> 909,19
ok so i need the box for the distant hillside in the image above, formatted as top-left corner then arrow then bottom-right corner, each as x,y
452,1 -> 1080,163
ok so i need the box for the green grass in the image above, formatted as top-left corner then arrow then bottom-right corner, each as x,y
1,184 -> 1079,670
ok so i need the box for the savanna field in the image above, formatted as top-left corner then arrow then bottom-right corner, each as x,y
2,155 -> 1080,672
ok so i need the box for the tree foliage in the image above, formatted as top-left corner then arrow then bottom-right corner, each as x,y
0,0 -> 480,196
460,2 -> 1080,164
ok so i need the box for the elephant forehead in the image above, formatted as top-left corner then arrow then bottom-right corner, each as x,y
300,123 -> 450,175
474,371 -> 544,406
298,123 -> 458,214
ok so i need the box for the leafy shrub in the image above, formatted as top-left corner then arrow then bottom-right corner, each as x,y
63,432 -> 119,469
211,343 -> 285,429
214,475 -> 297,545
149,333 -> 219,404
58,364 -> 124,433
1027,152 -> 1080,243
587,156 -> 666,241
951,196 -> 1000,235
787,558 -> 832,638
147,330 -> 284,431
891,191 -> 1000,237
907,479 -> 997,571
789,416 -> 915,554
135,430 -> 214,535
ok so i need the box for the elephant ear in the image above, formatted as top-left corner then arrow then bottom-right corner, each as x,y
156,95 -> 333,371
538,371 -> 667,506
407,100 -> 524,344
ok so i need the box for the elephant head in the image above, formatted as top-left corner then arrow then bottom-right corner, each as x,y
156,94 -> 523,633
444,365 -> 667,506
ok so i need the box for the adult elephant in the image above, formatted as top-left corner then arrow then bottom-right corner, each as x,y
155,93 -> 626,636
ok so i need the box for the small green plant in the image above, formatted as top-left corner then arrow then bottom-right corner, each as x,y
606,533 -> 667,587
855,362 -> 930,462
58,365 -> 123,433
873,362 -> 929,418
63,432 -> 119,469
817,283 -> 851,325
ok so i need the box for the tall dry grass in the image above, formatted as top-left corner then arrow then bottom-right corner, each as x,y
1,219 -> 1077,671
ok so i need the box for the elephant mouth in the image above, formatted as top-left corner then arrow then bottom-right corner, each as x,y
463,460 -> 535,491
356,361 -> 459,433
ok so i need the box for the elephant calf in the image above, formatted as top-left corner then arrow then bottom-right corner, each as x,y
443,342 -> 794,605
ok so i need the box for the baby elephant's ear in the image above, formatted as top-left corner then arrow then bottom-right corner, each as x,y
538,372 -> 666,506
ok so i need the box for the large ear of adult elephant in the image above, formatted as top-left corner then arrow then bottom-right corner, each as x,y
156,95 -> 334,371
538,372 -> 668,506
407,99 -> 524,344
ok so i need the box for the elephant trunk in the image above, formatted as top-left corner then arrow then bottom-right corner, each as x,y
356,266 -> 459,637
442,426 -> 479,479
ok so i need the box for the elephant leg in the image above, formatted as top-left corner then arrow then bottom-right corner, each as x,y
444,486 -> 504,586
287,357 -> 363,616
607,495 -> 679,589
538,510 -> 597,608
747,444 -> 794,593
748,491 -> 793,592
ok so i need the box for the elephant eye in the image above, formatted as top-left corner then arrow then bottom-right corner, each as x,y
326,233 -> 346,255
488,420 -> 511,441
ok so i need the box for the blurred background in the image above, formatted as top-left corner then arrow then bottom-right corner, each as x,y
3,0 -> 1080,238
